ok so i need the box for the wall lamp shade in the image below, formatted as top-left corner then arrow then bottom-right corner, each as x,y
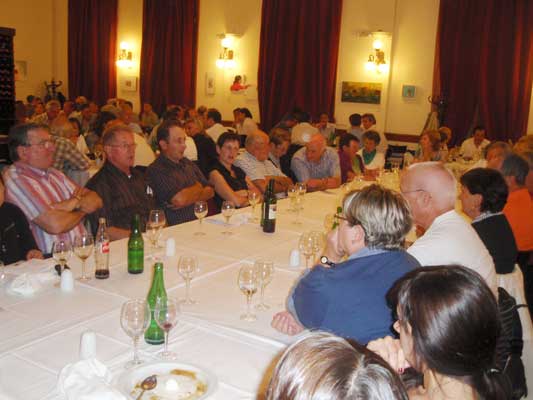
216,34 -> 238,69
116,42 -> 133,68
365,41 -> 388,73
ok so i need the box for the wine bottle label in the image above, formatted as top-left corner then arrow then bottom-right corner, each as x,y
268,204 -> 276,219
100,241 -> 110,253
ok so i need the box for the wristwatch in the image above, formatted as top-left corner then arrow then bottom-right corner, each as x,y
320,255 -> 336,267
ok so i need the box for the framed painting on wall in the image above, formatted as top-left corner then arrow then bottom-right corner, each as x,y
341,82 -> 382,104
205,72 -> 215,95
402,85 -> 416,98
120,76 -> 137,92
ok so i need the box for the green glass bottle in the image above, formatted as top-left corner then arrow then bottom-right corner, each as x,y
127,214 -> 144,274
145,262 -> 167,345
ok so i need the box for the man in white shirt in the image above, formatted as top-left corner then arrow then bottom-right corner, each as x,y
205,109 -> 227,143
460,126 -> 490,160
291,111 -> 319,145
234,130 -> 292,194
400,162 -> 497,295
362,113 -> 388,153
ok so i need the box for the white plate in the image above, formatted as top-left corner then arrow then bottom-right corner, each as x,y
114,361 -> 217,400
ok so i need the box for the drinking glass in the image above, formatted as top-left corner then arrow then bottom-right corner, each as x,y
248,191 -> 259,223
194,201 -> 208,236
178,255 -> 199,305
0,261 -> 5,283
154,298 -> 180,360
221,201 -> 235,235
52,240 -> 72,272
310,231 -> 325,260
120,299 -> 150,368
323,213 -> 335,232
255,260 -> 274,311
74,234 -> 94,281
299,232 -> 315,268
295,182 -> 307,212
146,209 -> 166,248
287,187 -> 298,212
238,264 -> 258,321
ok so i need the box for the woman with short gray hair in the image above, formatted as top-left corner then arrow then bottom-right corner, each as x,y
272,184 -> 420,343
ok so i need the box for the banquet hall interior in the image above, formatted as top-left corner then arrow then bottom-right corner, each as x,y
0,0 -> 532,399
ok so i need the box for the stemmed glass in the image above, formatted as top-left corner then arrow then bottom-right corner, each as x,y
178,255 -> 199,305
299,232 -> 315,268
74,234 -> 94,281
120,299 -> 151,368
146,209 -> 166,248
154,297 -> 180,360
238,264 -> 259,321
295,182 -> 307,214
221,201 -> 235,235
194,201 -> 208,236
255,260 -> 274,311
52,240 -> 72,273
310,231 -> 325,261
248,191 -> 259,223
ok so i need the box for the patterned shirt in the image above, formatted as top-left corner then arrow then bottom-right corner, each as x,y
85,161 -> 155,233
291,147 -> 341,182
53,136 -> 90,172
3,162 -> 87,253
146,155 -> 210,226
234,151 -> 286,181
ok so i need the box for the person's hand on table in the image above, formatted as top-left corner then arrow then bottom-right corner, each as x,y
367,336 -> 410,373
26,249 -> 44,260
271,311 -> 304,336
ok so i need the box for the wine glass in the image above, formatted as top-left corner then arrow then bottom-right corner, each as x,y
154,298 -> 180,360
74,234 -> 94,281
299,232 -> 315,268
255,260 -> 274,311
238,264 -> 258,321
221,201 -> 235,235
248,191 -> 259,223
323,213 -> 336,232
52,240 -> 72,273
178,255 -> 199,305
120,299 -> 151,368
194,201 -> 208,236
146,209 -> 166,248
310,231 -> 325,260
295,182 -> 307,212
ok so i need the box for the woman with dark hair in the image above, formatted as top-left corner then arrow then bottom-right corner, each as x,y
414,130 -> 444,163
460,168 -> 517,274
234,107 -> 258,136
67,117 -> 90,155
357,130 -> 385,179
368,265 -> 510,400
267,331 -> 408,400
208,132 -> 261,209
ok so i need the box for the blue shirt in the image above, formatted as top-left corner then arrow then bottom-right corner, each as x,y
291,146 -> 340,182
291,249 -> 419,344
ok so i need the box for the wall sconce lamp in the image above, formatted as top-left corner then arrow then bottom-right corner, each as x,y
216,34 -> 237,69
116,42 -> 133,69
361,31 -> 390,74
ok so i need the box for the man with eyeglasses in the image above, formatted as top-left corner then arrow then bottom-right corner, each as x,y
4,123 -> 103,255
85,123 -> 156,240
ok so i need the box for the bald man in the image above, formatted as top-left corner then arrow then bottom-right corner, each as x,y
234,130 -> 293,193
291,134 -> 340,192
401,162 -> 496,294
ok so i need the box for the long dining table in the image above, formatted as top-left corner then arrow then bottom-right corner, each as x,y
0,184 -> 531,399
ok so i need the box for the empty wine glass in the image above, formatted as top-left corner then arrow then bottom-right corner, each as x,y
146,209 -> 166,248
255,260 -> 274,311
310,231 -> 325,260
221,201 -> 235,235
154,297 -> 180,360
287,187 -> 298,212
238,264 -> 258,321
52,240 -> 72,272
295,182 -> 307,212
299,232 -> 315,268
74,234 -> 94,281
194,201 -> 208,236
248,191 -> 259,223
178,255 -> 199,305
120,299 -> 151,368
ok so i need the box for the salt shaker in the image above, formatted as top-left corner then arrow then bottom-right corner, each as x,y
60,269 -> 74,292
165,238 -> 176,257
289,249 -> 300,268
79,330 -> 97,360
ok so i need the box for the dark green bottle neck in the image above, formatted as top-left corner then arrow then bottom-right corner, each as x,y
131,215 -> 141,236
149,264 -> 165,294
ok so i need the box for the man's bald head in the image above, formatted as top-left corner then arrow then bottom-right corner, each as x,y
305,134 -> 326,163
400,162 -> 456,228
245,130 -> 270,161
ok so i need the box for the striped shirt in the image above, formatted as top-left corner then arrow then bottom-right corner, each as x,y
3,162 -> 87,253
234,151 -> 286,181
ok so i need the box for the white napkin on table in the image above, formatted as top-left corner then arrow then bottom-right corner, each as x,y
8,266 -> 57,296
57,358 -> 126,400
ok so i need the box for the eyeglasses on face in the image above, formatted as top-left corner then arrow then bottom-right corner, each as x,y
25,138 -> 55,149
108,143 -> 137,150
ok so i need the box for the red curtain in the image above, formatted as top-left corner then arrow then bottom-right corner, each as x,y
68,0 -> 117,105
140,0 -> 199,115
257,0 -> 342,131
436,0 -> 533,144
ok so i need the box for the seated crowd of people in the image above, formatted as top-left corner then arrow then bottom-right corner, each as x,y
3,95 -> 533,399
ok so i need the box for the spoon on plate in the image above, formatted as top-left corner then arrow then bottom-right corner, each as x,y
136,375 -> 157,400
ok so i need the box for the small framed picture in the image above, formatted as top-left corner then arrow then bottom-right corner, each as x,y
120,76 -> 137,92
402,85 -> 416,98
205,72 -> 215,95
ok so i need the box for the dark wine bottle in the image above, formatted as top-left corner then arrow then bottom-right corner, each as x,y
262,179 -> 276,233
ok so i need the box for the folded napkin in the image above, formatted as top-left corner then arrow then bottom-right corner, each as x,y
58,358 -> 126,400
9,266 -> 57,296
205,212 -> 251,227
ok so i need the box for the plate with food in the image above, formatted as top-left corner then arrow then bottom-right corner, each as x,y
114,361 -> 217,400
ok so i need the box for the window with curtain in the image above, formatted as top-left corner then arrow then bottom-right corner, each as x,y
140,0 -> 199,115
257,0 -> 343,131
435,0 -> 533,144
68,0 -> 118,105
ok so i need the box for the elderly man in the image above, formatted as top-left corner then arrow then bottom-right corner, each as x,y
146,120 -> 214,226
30,100 -> 61,126
484,141 -> 512,170
86,124 -> 155,240
4,123 -> 102,254
291,134 -> 340,191
460,126 -> 490,160
234,130 -> 293,193
401,162 -> 496,294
